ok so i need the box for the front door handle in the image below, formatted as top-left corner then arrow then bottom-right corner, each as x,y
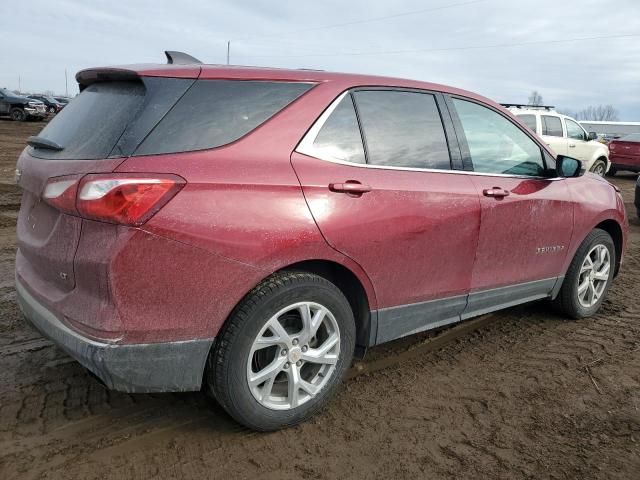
569,144 -> 576,148
483,187 -> 510,198
329,182 -> 372,194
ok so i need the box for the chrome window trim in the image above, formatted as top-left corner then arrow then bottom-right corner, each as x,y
295,91 -> 563,181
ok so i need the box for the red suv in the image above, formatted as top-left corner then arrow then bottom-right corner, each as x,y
15,52 -> 627,431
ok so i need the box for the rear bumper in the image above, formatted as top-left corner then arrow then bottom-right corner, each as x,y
16,278 -> 214,393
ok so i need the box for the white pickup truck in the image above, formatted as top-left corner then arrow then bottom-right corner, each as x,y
504,105 -> 610,176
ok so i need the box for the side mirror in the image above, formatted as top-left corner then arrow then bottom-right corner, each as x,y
556,155 -> 584,178
588,131 -> 598,141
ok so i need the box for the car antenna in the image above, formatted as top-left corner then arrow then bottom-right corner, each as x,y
165,51 -> 203,65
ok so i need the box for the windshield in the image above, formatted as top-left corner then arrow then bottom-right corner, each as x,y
621,133 -> 640,142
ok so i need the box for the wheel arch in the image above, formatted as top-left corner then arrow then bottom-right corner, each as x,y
277,259 -> 376,355
594,219 -> 623,276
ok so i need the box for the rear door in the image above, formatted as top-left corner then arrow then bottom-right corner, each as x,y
293,89 -> 481,343
541,114 -> 568,156
447,97 -> 573,317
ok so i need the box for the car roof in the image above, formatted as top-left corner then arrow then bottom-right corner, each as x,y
76,63 -> 501,110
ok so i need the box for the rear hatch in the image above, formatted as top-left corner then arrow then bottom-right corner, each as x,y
16,70 -> 198,295
610,136 -> 640,164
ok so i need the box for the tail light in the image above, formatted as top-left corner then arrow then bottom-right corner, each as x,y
42,173 -> 185,226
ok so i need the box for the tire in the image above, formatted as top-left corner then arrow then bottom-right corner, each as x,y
207,271 -> 356,431
10,108 -> 26,122
590,159 -> 607,177
554,229 -> 615,319
607,165 -> 617,176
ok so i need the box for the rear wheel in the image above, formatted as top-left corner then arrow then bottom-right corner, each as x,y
10,108 -> 26,122
590,159 -> 607,176
554,229 -> 615,319
207,271 -> 355,431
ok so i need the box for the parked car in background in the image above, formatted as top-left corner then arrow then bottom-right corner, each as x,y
15,53 -> 628,431
28,94 -> 64,113
54,96 -> 71,107
580,121 -> 640,140
0,88 -> 46,121
505,105 -> 610,176
608,133 -> 640,175
635,176 -> 640,218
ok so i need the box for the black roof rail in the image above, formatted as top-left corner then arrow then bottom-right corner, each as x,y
164,51 -> 203,65
501,103 -> 555,111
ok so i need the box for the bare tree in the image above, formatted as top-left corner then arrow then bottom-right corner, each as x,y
528,91 -> 544,106
573,105 -> 619,121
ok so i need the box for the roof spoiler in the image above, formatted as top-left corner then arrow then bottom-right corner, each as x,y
501,103 -> 555,111
165,51 -> 202,65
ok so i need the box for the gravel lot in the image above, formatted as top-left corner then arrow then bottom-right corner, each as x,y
0,118 -> 638,479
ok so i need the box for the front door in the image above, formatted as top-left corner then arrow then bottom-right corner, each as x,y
565,117 -> 593,164
293,89 -> 481,343
449,98 -> 573,317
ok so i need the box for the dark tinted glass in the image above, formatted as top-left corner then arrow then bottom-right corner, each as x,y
453,99 -> 545,176
518,114 -> 537,132
31,81 -> 146,160
136,80 -> 313,155
353,90 -> 450,169
542,115 -> 563,137
311,95 -> 365,164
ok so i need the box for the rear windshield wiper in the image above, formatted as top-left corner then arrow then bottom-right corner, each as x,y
27,136 -> 64,151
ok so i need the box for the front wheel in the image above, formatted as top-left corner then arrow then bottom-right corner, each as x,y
607,165 -> 617,176
10,108 -> 26,122
590,159 -> 607,177
207,271 -> 356,431
554,229 -> 615,318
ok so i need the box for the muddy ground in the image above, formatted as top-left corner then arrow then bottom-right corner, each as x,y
0,118 -> 638,479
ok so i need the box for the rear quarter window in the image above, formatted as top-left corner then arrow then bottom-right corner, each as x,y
135,80 -> 313,155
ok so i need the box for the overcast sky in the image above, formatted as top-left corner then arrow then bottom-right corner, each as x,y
2,0 -> 639,119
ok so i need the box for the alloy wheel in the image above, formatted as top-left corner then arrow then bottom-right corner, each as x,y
577,244 -> 610,308
593,163 -> 606,176
247,301 -> 340,410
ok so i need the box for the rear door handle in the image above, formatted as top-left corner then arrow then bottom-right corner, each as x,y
569,144 -> 576,148
329,182 -> 372,194
483,187 -> 510,198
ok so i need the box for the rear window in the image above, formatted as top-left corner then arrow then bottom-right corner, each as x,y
517,114 -> 537,132
135,80 -> 313,155
29,79 -> 313,160
31,81 -> 147,160
352,90 -> 451,170
541,115 -> 563,137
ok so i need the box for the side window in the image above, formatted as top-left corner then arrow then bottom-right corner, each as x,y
565,119 -> 586,141
307,94 -> 365,164
517,114 -> 537,132
352,90 -> 451,169
452,98 -> 545,177
136,80 -> 313,155
541,115 -> 563,137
